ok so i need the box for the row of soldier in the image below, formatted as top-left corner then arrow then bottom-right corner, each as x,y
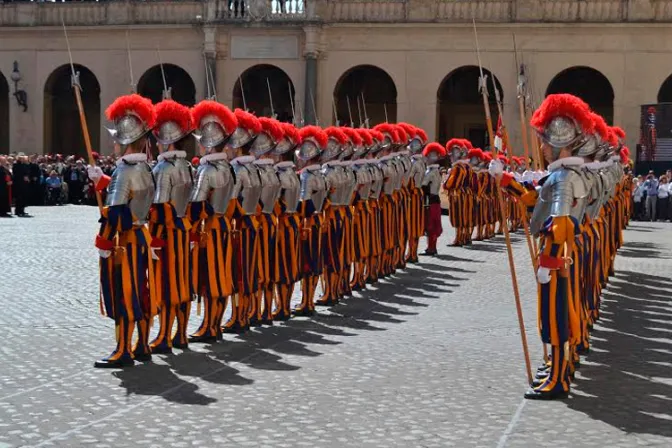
87,94 -> 447,368
442,93 -> 631,400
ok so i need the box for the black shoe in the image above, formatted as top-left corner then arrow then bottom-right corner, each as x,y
172,340 -> 189,350
222,325 -> 245,335
273,312 -> 291,322
133,351 -> 152,362
188,333 -> 218,343
94,356 -> 135,369
0,214 -> 12,218
260,318 -> 274,326
248,318 -> 262,328
292,308 -> 315,317
150,345 -> 173,355
524,387 -> 569,400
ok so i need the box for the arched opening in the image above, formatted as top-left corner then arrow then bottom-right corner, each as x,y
333,65 -> 397,127
138,64 -> 196,155
436,65 -> 503,151
233,64 -> 296,123
546,66 -> 614,124
44,64 -> 100,157
657,75 -> 672,103
0,72 -> 8,154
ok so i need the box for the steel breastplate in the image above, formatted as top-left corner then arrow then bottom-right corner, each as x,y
300,169 -> 327,213
153,158 -> 193,217
354,165 -> 372,200
323,165 -> 345,205
369,165 -> 383,199
342,166 -> 357,205
411,156 -> 426,188
233,162 -> 263,215
277,166 -> 300,213
206,161 -> 235,215
425,167 -> 441,196
257,164 -> 281,214
381,161 -> 395,195
107,161 -> 155,224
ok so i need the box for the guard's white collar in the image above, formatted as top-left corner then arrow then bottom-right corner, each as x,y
584,161 -> 603,170
118,153 -> 147,166
253,158 -> 274,166
231,155 -> 256,165
427,164 -> 439,169
610,155 -> 621,163
158,150 -> 186,161
300,164 -> 321,173
274,161 -> 294,169
548,157 -> 584,171
352,159 -> 369,166
339,160 -> 353,167
323,160 -> 340,167
201,152 -> 228,163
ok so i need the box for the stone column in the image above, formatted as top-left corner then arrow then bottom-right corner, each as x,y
303,26 -> 322,125
203,26 -> 217,100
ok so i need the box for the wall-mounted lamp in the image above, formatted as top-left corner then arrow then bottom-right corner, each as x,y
10,61 -> 28,112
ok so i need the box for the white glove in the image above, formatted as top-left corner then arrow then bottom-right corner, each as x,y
99,249 -> 112,259
537,267 -> 551,284
522,170 -> 534,183
87,165 -> 104,184
190,241 -> 197,251
488,160 -> 503,177
150,247 -> 160,261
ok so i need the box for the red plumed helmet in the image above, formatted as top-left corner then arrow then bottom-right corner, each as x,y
155,100 -> 192,133
530,93 -> 594,135
282,122 -> 301,144
620,146 -> 630,164
612,126 -> 626,140
105,93 -> 156,129
324,126 -> 349,145
234,109 -> 262,134
467,148 -> 484,159
342,127 -> 363,146
394,124 -> 409,143
422,142 -> 446,158
590,112 -> 610,143
369,129 -> 385,143
258,117 -> 284,142
416,128 -> 428,143
373,123 -> 400,143
462,139 -> 474,149
445,138 -> 468,150
299,125 -> 329,148
498,154 -> 509,164
357,128 -> 374,146
191,156 -> 200,166
482,152 -> 493,162
190,100 -> 237,134
397,122 -> 416,138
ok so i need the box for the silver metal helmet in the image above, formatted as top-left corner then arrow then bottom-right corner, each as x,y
578,132 -> 607,158
273,136 -> 296,156
408,137 -> 424,154
106,113 -> 151,146
228,126 -> 256,149
321,137 -> 342,162
352,144 -> 368,160
250,131 -> 277,157
155,120 -> 190,146
538,116 -> 586,150
296,137 -> 321,162
193,115 -> 229,149
339,141 -> 354,160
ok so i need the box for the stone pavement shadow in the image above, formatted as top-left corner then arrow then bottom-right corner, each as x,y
617,241 -> 672,260
567,271 -> 672,438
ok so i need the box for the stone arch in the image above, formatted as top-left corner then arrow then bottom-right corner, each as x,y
436,65 -> 503,151
44,64 -> 100,157
546,66 -> 615,124
233,64 -> 296,123
333,65 -> 397,127
657,74 -> 672,103
0,71 -> 8,154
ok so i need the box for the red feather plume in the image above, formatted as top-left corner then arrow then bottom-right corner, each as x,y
369,129 -> 385,143
482,152 -> 493,162
105,94 -> 156,128
394,125 -> 409,143
357,128 -> 374,146
258,117 -> 284,142
498,154 -> 509,164
620,146 -> 630,164
325,126 -> 349,145
462,139 -> 474,149
191,100 -> 237,134
341,127 -> 363,146
154,99 -> 192,133
467,148 -> 484,159
612,126 -> 626,140
416,128 -> 428,143
530,94 -> 594,135
282,123 -> 301,144
445,138 -> 468,150
234,109 -> 262,134
590,112 -> 609,143
299,125 -> 328,148
373,123 -> 400,143
422,142 -> 446,158
397,122 -> 416,139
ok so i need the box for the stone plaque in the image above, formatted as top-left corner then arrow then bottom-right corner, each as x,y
231,35 -> 299,59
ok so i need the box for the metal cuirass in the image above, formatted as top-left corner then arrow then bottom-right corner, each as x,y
323,163 -> 346,206
398,155 -> 412,188
153,155 -> 193,217
107,160 -> 155,224
353,163 -> 373,200
583,165 -> 604,221
190,158 -> 235,215
341,164 -> 357,205
369,163 -> 384,199
300,166 -> 328,213
232,158 -> 263,215
380,159 -> 396,195
255,161 -> 281,214
275,162 -> 300,214
410,154 -> 426,188
422,165 -> 441,196
530,165 -> 587,235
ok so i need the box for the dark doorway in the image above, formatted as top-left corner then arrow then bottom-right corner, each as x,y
44,64 -> 100,157
333,65 -> 397,127
657,75 -> 672,103
546,66 -> 614,124
0,72 -> 8,154
436,65 -> 502,150
233,64 -> 296,123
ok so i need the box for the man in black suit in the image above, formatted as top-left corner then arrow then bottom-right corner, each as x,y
11,154 -> 31,217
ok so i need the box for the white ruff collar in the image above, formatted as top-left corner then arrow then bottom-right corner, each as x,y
253,158 -> 274,166
299,164 -> 321,173
583,161 -> 603,170
158,150 -> 186,162
201,152 -> 228,163
427,164 -> 439,169
231,155 -> 255,165
274,161 -> 295,169
548,157 -> 584,171
118,153 -> 147,166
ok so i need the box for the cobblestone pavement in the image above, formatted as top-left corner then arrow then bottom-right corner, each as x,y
0,206 -> 671,447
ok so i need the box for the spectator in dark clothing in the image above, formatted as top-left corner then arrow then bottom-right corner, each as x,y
0,156 -> 11,217
28,155 -> 42,206
63,159 -> 87,204
11,155 -> 31,217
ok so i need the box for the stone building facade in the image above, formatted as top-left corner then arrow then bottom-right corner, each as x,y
2,0 -> 672,158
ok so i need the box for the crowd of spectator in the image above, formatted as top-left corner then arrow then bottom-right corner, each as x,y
632,169 -> 672,222
0,152 -> 116,218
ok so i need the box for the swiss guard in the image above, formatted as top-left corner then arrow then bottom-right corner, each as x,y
188,100 -> 238,343
88,94 -> 158,368
402,124 -> 428,263
421,142 -> 447,255
443,138 -> 473,246
148,99 -> 195,353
